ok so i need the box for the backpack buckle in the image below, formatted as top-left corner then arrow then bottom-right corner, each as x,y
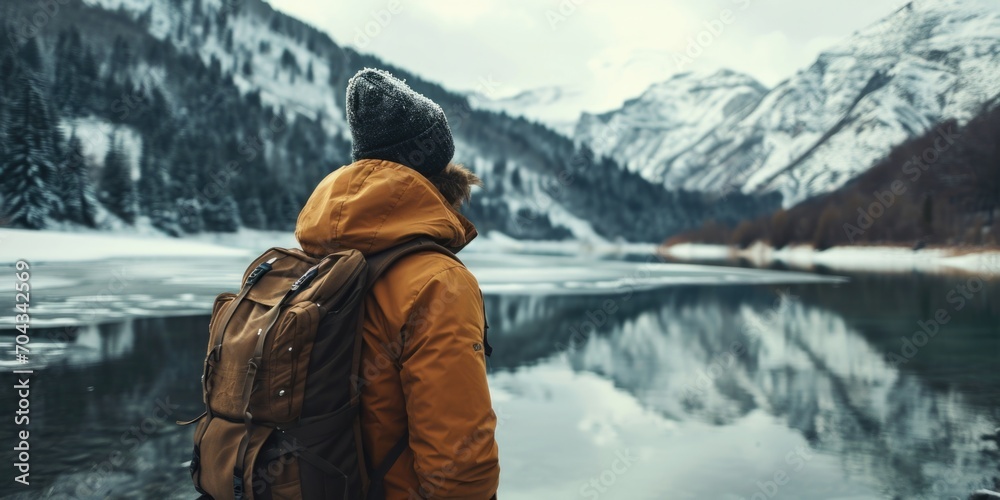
233,467 -> 245,500
245,258 -> 278,287
290,265 -> 320,294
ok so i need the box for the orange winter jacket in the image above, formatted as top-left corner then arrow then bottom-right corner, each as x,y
294,159 -> 500,499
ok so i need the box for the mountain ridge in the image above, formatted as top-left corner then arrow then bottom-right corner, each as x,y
571,0 -> 1000,205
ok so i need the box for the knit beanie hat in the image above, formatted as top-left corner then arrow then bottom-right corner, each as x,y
346,68 -> 454,178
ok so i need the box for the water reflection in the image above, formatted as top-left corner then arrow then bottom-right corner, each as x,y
0,273 -> 997,499
482,275 -> 999,499
0,316 -> 209,498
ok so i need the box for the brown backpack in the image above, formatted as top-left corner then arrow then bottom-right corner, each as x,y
179,238 -> 458,500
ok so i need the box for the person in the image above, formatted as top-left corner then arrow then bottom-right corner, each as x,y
294,68 -> 501,499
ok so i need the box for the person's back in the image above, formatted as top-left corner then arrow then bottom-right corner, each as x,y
294,68 -> 500,499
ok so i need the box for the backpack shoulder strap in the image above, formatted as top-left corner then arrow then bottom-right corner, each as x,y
369,240 -> 492,356
356,238 -> 461,499
364,237 -> 460,287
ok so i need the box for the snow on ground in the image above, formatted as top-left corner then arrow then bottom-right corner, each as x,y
466,231 -> 658,257
188,228 -> 298,255
0,229 -> 249,264
18,227 -> 986,287
661,242 -> 1000,277
654,243 -> 732,262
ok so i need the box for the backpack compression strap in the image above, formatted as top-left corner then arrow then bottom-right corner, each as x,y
203,256 -> 279,410
233,261 -> 327,500
181,256 -> 281,496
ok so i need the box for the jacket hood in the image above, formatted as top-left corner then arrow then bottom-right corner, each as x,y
295,159 -> 477,256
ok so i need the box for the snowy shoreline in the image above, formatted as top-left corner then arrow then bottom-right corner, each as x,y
0,228 -> 662,265
13,227 -> 999,279
660,242 -> 1000,277
0,228 -> 250,264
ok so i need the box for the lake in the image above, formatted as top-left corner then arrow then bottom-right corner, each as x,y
1,252 -> 998,499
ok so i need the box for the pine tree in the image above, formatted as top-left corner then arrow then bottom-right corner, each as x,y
0,82 -> 7,214
0,61 -> 7,130
60,134 -> 98,227
176,198 -> 204,234
0,51 -> 17,100
262,185 -> 298,230
921,194 -> 934,239
137,145 -> 158,214
138,146 -> 179,234
137,6 -> 153,29
77,47 -> 100,113
202,195 -> 241,232
0,76 -> 63,228
17,38 -> 43,72
113,35 -> 133,74
98,142 -> 138,224
170,133 -> 206,234
54,28 -> 88,115
239,197 -> 267,229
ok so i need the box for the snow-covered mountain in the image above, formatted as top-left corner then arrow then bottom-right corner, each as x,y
575,69 -> 768,188
468,85 -> 582,136
575,0 -> 1000,205
0,0 -> 780,242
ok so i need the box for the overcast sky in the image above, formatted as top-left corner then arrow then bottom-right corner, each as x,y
269,0 -> 907,116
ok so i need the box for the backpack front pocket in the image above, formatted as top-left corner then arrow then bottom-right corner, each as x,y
263,301 -> 321,422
